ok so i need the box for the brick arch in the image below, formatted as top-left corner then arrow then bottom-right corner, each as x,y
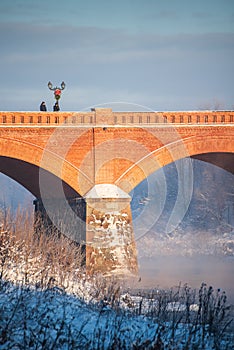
0,137 -> 92,197
115,135 -> 234,193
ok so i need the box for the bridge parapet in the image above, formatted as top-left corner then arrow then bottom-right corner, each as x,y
0,109 -> 233,125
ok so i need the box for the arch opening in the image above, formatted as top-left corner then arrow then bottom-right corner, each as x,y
0,156 -> 80,199
191,152 -> 234,174
130,155 -> 234,240
0,156 -> 86,244
130,156 -> 234,295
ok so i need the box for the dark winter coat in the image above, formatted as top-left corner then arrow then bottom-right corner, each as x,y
40,102 -> 47,111
53,103 -> 60,112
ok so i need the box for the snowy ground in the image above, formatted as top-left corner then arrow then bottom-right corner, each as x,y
0,281 -> 233,350
0,217 -> 233,349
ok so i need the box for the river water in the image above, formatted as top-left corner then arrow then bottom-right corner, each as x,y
138,255 -> 234,304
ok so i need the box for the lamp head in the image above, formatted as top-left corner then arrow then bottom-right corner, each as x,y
48,81 -> 53,90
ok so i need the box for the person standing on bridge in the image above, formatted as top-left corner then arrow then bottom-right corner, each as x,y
40,101 -> 47,111
53,101 -> 60,112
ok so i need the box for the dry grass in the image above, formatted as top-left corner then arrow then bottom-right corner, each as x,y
0,208 -> 85,291
0,208 -> 233,349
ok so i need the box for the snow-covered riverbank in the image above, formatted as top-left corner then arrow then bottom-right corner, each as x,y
0,282 -> 233,349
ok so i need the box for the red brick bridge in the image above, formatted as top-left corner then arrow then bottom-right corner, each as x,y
0,109 -> 233,276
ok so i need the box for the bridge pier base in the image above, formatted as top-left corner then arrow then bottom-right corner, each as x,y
85,185 -> 138,277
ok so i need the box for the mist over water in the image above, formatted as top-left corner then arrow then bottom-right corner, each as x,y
131,158 -> 234,302
139,255 -> 234,303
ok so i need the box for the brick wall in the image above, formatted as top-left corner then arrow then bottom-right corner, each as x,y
0,109 -> 233,196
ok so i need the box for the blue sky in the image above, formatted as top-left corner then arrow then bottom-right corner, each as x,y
0,0 -> 234,111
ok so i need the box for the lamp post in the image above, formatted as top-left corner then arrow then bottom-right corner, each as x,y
48,81 -> 66,111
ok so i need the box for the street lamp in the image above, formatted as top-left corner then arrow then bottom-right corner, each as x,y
48,81 -> 66,110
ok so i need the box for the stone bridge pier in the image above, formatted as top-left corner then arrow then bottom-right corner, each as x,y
85,184 -> 138,276
33,184 -> 138,277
